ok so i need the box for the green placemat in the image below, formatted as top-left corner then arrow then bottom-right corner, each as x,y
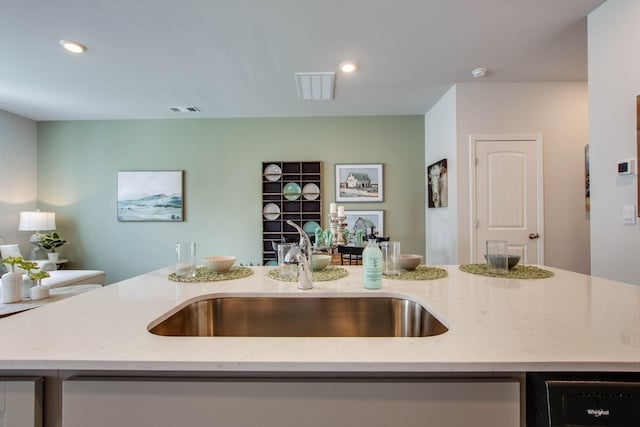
383,265 -> 448,280
459,263 -> 554,279
268,266 -> 349,282
168,266 -> 254,283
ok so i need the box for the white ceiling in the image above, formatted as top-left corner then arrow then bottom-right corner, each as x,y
0,0 -> 606,121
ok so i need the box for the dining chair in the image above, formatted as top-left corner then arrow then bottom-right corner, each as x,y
337,245 -> 364,265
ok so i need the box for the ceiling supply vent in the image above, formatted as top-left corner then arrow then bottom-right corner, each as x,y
295,72 -> 335,100
168,106 -> 200,113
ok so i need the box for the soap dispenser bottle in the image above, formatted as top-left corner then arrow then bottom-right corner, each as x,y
362,238 -> 382,289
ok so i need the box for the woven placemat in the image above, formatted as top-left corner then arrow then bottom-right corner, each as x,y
268,266 -> 349,282
168,266 -> 254,283
383,265 -> 448,280
459,263 -> 554,279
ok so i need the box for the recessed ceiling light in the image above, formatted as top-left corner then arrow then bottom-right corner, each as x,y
340,62 -> 357,73
60,40 -> 87,54
472,67 -> 487,78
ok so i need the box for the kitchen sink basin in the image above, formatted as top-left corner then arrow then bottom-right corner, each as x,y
148,295 -> 448,337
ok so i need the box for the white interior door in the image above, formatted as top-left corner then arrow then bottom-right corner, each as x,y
472,136 -> 543,264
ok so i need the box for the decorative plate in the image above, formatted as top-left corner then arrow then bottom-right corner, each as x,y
263,203 -> 280,220
283,182 -> 301,200
303,221 -> 321,235
302,183 -> 320,200
264,164 -> 282,182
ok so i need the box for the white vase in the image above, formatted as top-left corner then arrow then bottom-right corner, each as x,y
21,276 -> 35,299
30,285 -> 49,300
1,271 -> 23,303
48,253 -> 59,262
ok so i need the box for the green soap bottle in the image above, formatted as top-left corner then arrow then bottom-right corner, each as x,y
362,239 -> 382,289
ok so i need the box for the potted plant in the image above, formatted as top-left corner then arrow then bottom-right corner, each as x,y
36,232 -> 68,262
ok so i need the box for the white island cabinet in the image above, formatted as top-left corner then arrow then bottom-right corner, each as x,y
62,378 -> 519,427
0,378 -> 42,427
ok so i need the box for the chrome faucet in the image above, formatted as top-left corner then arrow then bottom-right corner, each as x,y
284,220 -> 313,290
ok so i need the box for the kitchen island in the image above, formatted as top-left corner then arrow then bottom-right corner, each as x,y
0,265 -> 638,426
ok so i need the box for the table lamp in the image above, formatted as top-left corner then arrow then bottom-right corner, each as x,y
18,211 -> 56,260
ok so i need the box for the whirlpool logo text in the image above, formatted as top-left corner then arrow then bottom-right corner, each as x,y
586,409 -> 610,418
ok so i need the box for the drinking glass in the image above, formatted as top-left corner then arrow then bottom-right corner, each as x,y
486,240 -> 508,275
176,241 -> 196,278
387,241 -> 401,274
277,243 -> 298,281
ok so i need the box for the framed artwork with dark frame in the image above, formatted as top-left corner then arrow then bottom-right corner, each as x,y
335,164 -> 383,202
427,159 -> 448,208
117,170 -> 184,222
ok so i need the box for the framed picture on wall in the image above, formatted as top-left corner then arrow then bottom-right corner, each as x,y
344,210 -> 384,240
427,159 -> 448,208
117,170 -> 184,222
335,163 -> 383,202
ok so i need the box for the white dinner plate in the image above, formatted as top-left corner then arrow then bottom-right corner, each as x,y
264,164 -> 282,182
263,203 -> 280,220
302,183 -> 320,200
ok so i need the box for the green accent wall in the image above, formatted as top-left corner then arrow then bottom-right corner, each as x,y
37,116 -> 425,284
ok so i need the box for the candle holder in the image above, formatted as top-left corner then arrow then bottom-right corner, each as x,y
329,213 -> 347,247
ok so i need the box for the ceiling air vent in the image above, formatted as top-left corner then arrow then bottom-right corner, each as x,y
168,106 -> 200,113
295,72 -> 335,100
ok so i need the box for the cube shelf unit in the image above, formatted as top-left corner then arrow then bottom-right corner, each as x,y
262,161 -> 322,265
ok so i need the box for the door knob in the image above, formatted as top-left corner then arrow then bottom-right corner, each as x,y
528,233 -> 539,239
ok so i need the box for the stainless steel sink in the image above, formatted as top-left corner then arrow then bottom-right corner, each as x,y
148,295 -> 448,337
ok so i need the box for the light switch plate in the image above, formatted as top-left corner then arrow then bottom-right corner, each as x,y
623,205 -> 636,224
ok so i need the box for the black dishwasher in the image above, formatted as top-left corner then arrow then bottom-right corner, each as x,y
527,373 -> 640,426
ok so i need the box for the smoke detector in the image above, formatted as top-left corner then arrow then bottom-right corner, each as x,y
471,67 -> 488,78
295,72 -> 335,100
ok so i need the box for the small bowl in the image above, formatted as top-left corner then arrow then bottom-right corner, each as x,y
203,256 -> 236,273
397,254 -> 422,271
311,254 -> 331,271
484,254 -> 521,270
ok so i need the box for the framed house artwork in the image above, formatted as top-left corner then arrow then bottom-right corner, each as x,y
117,170 -> 184,222
335,164 -> 383,202
427,159 -> 448,208
344,210 -> 384,241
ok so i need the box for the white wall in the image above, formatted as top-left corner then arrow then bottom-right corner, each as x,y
425,85 -> 458,264
425,82 -> 590,274
588,0 -> 640,284
0,109 -> 37,251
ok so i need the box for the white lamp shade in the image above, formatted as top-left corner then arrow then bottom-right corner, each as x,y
18,211 -> 56,231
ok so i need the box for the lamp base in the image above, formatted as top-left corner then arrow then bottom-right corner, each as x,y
28,232 -> 47,260
30,246 -> 47,260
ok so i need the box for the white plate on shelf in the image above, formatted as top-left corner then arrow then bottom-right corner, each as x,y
263,203 -> 280,220
302,183 -> 320,200
264,164 -> 282,182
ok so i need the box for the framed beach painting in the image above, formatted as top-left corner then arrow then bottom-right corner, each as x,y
344,210 -> 384,241
335,163 -> 383,202
117,171 -> 184,222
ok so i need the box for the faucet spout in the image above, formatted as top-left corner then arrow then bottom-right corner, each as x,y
285,220 -> 313,290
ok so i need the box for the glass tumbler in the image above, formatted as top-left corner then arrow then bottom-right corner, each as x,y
176,241 -> 196,278
277,243 -> 298,281
486,240 -> 508,275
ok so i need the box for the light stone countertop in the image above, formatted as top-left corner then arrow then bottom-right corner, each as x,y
0,265 -> 638,373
